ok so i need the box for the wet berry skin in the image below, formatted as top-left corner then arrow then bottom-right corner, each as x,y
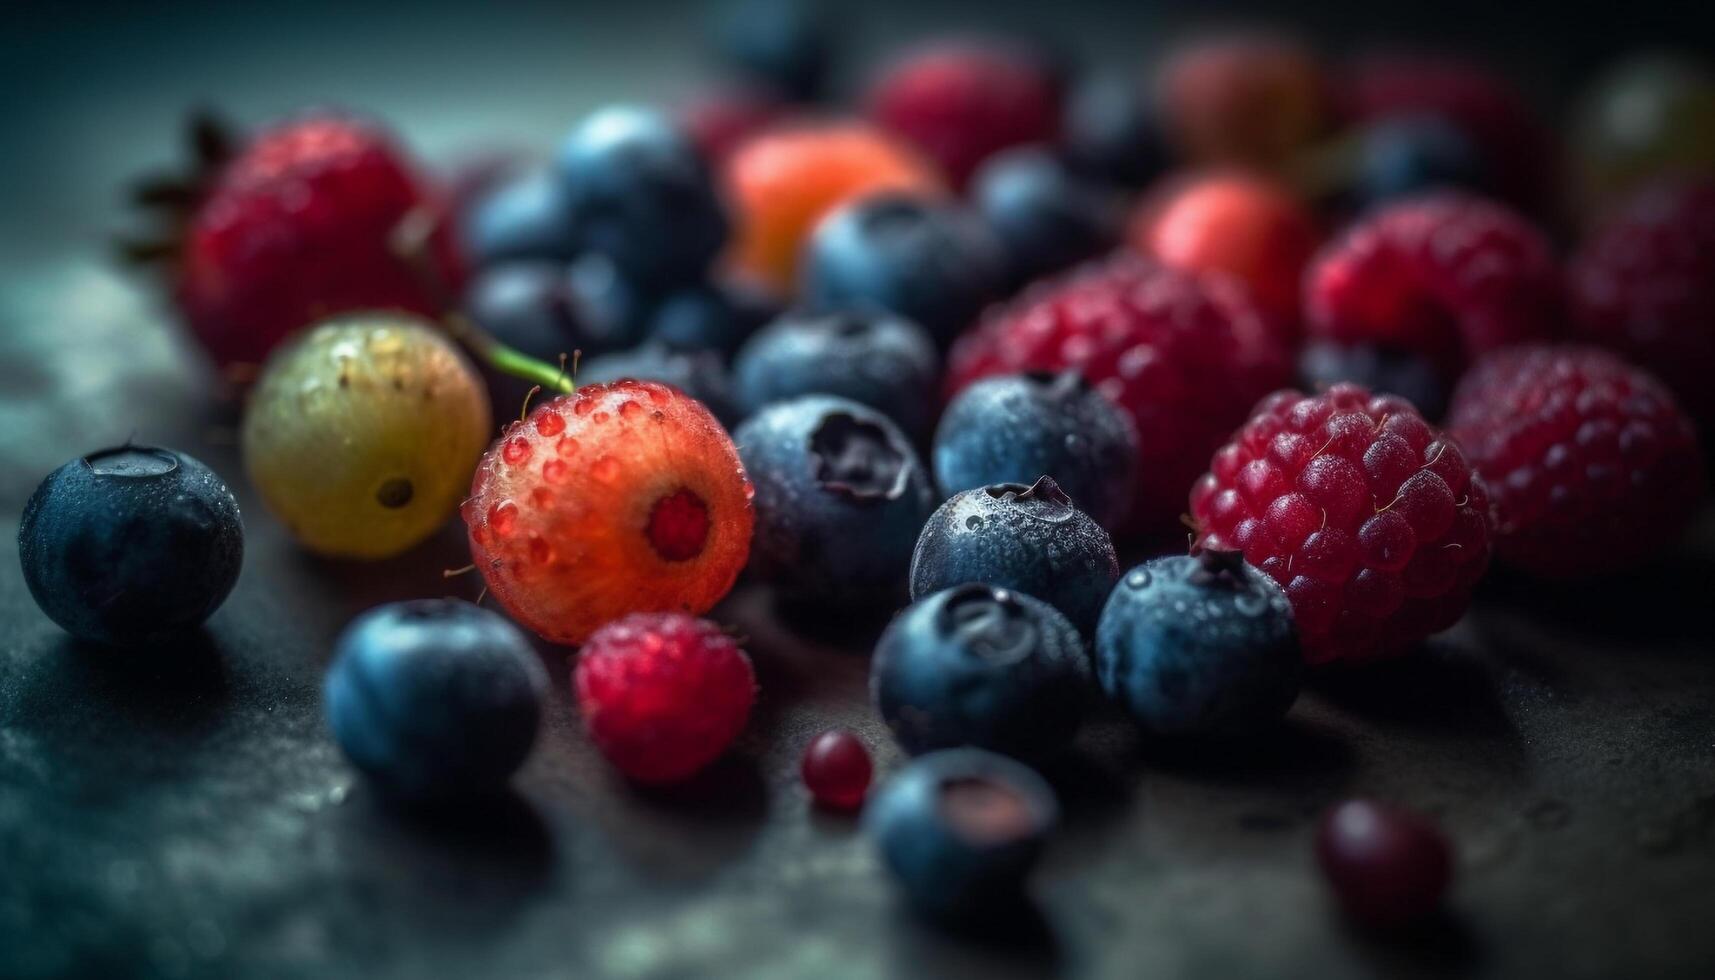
865,747 -> 1059,921
556,107 -> 728,290
733,395 -> 936,606
947,254 -> 1292,536
1095,552 -> 1301,736
244,315 -> 493,560
647,279 -> 781,359
1063,70 -> 1169,189
464,380 -> 754,645
800,729 -> 873,810
713,0 -> 833,102
578,342 -> 741,428
1190,383 -> 1493,664
575,612 -> 756,784
1448,345 -> 1704,579
909,478 -> 1119,639
18,446 -> 243,646
732,310 -> 939,438
970,148 -> 1123,288
873,584 -> 1091,758
324,599 -> 546,800
723,121 -> 945,294
1305,193 -> 1559,375
1316,799 -> 1453,930
1298,341 -> 1449,422
933,371 -> 1139,533
463,169 -> 580,267
801,193 -> 1008,347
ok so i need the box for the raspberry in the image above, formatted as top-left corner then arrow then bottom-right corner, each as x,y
1568,178 -> 1715,430
1158,33 -> 1329,170
575,613 -> 756,784
1447,345 -> 1704,578
723,122 -> 945,294
866,41 -> 1061,190
464,380 -> 754,645
946,254 -> 1292,535
173,115 -> 464,367
1190,383 -> 1493,663
1132,172 -> 1320,331
1305,194 -> 1559,375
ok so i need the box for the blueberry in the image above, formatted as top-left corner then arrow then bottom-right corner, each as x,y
971,148 -> 1123,287
18,446 -> 243,645
713,0 -> 833,102
800,194 -> 1008,346
463,169 -> 580,267
733,395 -> 936,605
648,280 -> 781,359
909,477 -> 1118,638
557,107 -> 729,289
733,310 -> 939,438
1095,551 -> 1301,736
1063,70 -> 1169,189
1298,341 -> 1450,421
325,598 -> 547,800
578,341 -> 741,427
865,747 -> 1059,921
1351,115 -> 1491,210
933,371 -> 1139,531
873,583 -> 1090,757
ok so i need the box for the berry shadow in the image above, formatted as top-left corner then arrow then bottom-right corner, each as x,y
1308,643 -> 1518,739
1342,907 -> 1483,976
595,753 -> 772,882
1475,548 -> 1715,647
1134,716 -> 1356,787
886,894 -> 1064,980
41,629 -> 232,734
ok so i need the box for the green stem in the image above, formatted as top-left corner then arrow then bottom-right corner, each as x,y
443,312 -> 575,394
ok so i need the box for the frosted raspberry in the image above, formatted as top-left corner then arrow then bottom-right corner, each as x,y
575,613 -> 756,784
1448,345 -> 1704,578
947,254 -> 1292,535
464,380 -> 754,645
1190,383 -> 1493,663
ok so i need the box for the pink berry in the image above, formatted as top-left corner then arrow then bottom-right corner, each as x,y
1316,799 -> 1453,929
800,729 -> 873,811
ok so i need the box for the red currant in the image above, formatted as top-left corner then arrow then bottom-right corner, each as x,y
1315,799 -> 1453,929
800,729 -> 873,811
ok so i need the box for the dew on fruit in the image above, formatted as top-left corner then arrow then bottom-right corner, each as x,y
489,500 -> 519,537
1126,569 -> 1152,589
592,456 -> 620,482
593,411 -> 611,424
557,436 -> 580,457
535,412 -> 565,437
619,400 -> 643,418
965,515 -> 984,529
503,437 -> 532,465
542,459 -> 568,484
86,447 -> 178,478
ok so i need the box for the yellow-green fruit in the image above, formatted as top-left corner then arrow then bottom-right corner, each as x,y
1573,53 -> 1715,215
243,314 -> 492,559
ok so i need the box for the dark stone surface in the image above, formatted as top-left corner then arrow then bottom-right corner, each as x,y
3,3 -> 1715,978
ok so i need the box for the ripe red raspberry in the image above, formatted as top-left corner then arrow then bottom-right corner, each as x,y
1132,171 -> 1320,331
1568,178 -> 1715,430
1447,345 -> 1704,579
575,613 -> 756,784
1190,383 -> 1493,664
866,41 -> 1061,190
174,115 -> 465,367
1305,194 -> 1560,376
947,254 -> 1293,535
464,380 -> 754,645
1344,53 -> 1553,211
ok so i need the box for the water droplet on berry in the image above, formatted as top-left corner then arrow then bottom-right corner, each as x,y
542,459 -> 568,484
1126,569 -> 1152,589
619,400 -> 643,418
502,437 -> 532,465
965,515 -> 984,530
591,456 -> 620,483
556,436 -> 580,457
489,500 -> 519,537
573,399 -> 595,416
528,536 -> 552,565
593,411 -> 611,424
535,411 -> 565,437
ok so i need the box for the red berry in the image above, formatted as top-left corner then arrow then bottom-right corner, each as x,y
464,380 -> 754,645
1158,33 -> 1329,170
1568,177 -> 1715,430
1345,53 -> 1552,212
947,254 -> 1293,536
1316,799 -> 1453,930
1448,345 -> 1704,578
800,729 -> 873,811
1133,172 -> 1320,331
1190,383 -> 1492,663
867,41 -> 1061,190
575,613 -> 756,784
176,115 -> 464,367
1305,194 -> 1559,375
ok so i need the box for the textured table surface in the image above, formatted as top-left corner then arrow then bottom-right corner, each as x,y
3,4 -> 1714,979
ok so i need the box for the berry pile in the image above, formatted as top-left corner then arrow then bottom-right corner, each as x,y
50,9 -> 1710,939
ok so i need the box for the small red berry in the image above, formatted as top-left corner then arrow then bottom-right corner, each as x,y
1316,799 -> 1453,930
464,380 -> 754,645
1305,193 -> 1559,375
1190,383 -> 1492,663
1448,344 -> 1704,578
800,729 -> 873,811
575,613 -> 756,784
947,254 -> 1293,536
